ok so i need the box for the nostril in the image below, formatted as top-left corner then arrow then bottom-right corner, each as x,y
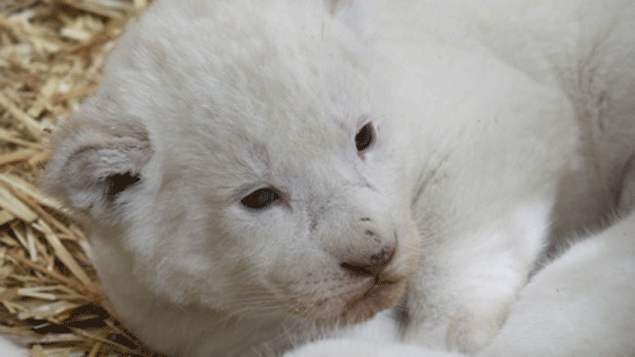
340,246 -> 396,278
370,246 -> 393,264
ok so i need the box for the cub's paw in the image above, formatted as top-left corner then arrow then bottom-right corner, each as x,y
445,301 -> 512,353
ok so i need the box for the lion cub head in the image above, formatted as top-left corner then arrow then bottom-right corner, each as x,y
45,0 -> 421,332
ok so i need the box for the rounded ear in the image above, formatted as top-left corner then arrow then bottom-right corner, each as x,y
44,117 -> 152,217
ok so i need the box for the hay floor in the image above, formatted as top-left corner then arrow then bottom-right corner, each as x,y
0,1 -> 159,356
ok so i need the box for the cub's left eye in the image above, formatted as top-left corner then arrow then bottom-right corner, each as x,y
355,122 -> 375,153
241,187 -> 280,210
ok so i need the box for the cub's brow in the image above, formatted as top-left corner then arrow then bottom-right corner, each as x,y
247,141 -> 272,173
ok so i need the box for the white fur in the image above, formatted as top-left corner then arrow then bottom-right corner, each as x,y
0,337 -> 27,357
361,0 -> 635,351
42,0 -> 635,356
481,211 -> 635,356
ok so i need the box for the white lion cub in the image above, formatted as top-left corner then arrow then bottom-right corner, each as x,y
43,0 -> 635,356
45,1 -> 420,356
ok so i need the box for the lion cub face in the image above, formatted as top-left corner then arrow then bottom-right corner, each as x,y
45,0 -> 420,327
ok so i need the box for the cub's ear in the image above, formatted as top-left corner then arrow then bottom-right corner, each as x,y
44,118 -> 152,217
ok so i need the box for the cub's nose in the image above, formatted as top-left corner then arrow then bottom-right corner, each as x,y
340,245 -> 396,278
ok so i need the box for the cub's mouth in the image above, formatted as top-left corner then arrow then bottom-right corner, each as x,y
340,272 -> 408,324
286,267 -> 410,327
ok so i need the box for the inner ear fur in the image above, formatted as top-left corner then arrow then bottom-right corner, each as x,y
44,118 -> 152,215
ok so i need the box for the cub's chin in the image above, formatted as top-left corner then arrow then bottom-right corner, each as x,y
285,280 -> 407,330
340,277 -> 408,325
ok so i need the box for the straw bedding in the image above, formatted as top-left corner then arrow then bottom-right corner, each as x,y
0,1 -> 159,356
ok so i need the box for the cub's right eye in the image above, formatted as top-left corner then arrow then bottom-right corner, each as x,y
241,188 -> 280,210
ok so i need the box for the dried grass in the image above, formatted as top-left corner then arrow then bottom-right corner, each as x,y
0,1 -> 160,356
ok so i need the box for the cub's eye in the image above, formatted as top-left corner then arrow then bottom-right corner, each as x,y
241,188 -> 280,210
355,122 -> 375,153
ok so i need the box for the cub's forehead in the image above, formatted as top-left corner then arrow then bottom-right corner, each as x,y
100,0 -> 372,124
87,0 -> 375,194
108,11 -> 367,128
154,104 -> 365,205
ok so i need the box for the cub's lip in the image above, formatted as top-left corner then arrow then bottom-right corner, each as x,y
341,274 -> 407,324
351,273 -> 404,305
